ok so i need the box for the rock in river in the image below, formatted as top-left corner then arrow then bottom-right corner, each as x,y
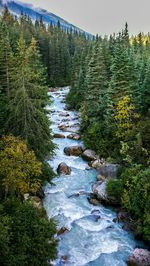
67,133 -> 81,140
127,248 -> 150,266
92,181 -> 120,206
53,133 -> 65,138
57,227 -> 69,236
82,149 -> 97,161
64,145 -> 83,156
57,162 -> 71,175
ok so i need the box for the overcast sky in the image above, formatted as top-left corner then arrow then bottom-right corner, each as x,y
18,0 -> 150,35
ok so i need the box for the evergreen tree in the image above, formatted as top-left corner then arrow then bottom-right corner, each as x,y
7,36 -> 55,160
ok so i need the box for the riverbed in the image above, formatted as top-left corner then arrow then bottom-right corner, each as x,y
44,87 -> 142,266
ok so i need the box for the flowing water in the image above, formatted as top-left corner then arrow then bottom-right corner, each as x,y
44,87 -> 142,266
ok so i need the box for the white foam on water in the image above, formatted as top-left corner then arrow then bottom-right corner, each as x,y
44,87 -> 142,266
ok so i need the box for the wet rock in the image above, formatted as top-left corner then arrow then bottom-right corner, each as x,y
57,163 -> 71,175
87,195 -> 102,206
68,191 -> 89,198
85,166 -> 92,171
127,248 -> 150,266
61,118 -> 71,122
91,209 -> 101,215
67,127 -> 80,133
59,112 -> 70,117
67,133 -> 81,140
57,227 -> 69,236
48,87 -> 58,92
82,149 -> 97,161
122,222 -> 137,233
61,99 -> 66,103
36,187 -> 45,199
72,117 -> 78,121
91,159 -> 105,168
92,181 -> 120,206
64,145 -> 83,156
61,255 -> 68,263
97,163 -> 120,179
58,124 -> 68,130
117,211 -> 130,222
53,133 -> 65,138
89,214 -> 101,222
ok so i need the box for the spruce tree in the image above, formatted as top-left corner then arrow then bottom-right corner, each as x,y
7,36 -> 55,160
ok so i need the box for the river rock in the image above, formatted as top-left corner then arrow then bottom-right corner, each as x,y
36,187 -> 45,199
91,159 -> 105,168
67,133 -> 81,140
57,163 -> 71,175
82,149 -> 97,161
117,211 -> 130,222
58,124 -> 68,130
59,112 -> 70,117
64,145 -> 83,156
64,126 -> 80,133
53,133 -> 65,138
87,194 -> 102,206
57,227 -> 69,236
97,163 -> 119,179
62,118 -> 71,122
127,248 -> 150,266
92,181 -> 120,206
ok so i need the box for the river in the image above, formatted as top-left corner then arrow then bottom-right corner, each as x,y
44,87 -> 142,266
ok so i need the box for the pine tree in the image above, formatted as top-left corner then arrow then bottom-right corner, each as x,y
81,38 -> 107,127
7,36 -> 55,160
0,22 -> 14,135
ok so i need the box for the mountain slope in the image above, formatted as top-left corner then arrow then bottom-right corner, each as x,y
0,0 -> 92,37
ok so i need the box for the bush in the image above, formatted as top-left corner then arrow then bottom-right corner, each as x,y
121,166 -> 150,242
106,179 -> 123,200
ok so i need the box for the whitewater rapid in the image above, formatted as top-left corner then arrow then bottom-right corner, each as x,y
44,87 -> 142,266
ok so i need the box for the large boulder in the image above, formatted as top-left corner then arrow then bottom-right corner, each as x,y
64,146 -> 83,156
127,248 -> 150,266
92,181 -> 120,206
82,149 -> 97,161
97,163 -> 119,179
53,133 -> 65,138
67,133 -> 81,140
57,163 -> 71,175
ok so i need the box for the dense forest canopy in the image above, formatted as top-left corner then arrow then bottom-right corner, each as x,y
67,23 -> 150,243
0,6 -> 150,265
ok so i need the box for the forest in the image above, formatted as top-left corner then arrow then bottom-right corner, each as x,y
0,5 -> 149,266
0,7 -> 89,265
67,23 -> 150,244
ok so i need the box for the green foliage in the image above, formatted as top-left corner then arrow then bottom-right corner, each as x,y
0,199 -> 57,266
0,135 -> 42,198
121,166 -> 150,242
68,24 -> 150,243
106,179 -> 123,200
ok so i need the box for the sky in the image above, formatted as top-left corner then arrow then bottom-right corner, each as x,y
18,0 -> 150,35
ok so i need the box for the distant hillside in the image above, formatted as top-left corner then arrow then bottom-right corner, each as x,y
0,0 -> 93,37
